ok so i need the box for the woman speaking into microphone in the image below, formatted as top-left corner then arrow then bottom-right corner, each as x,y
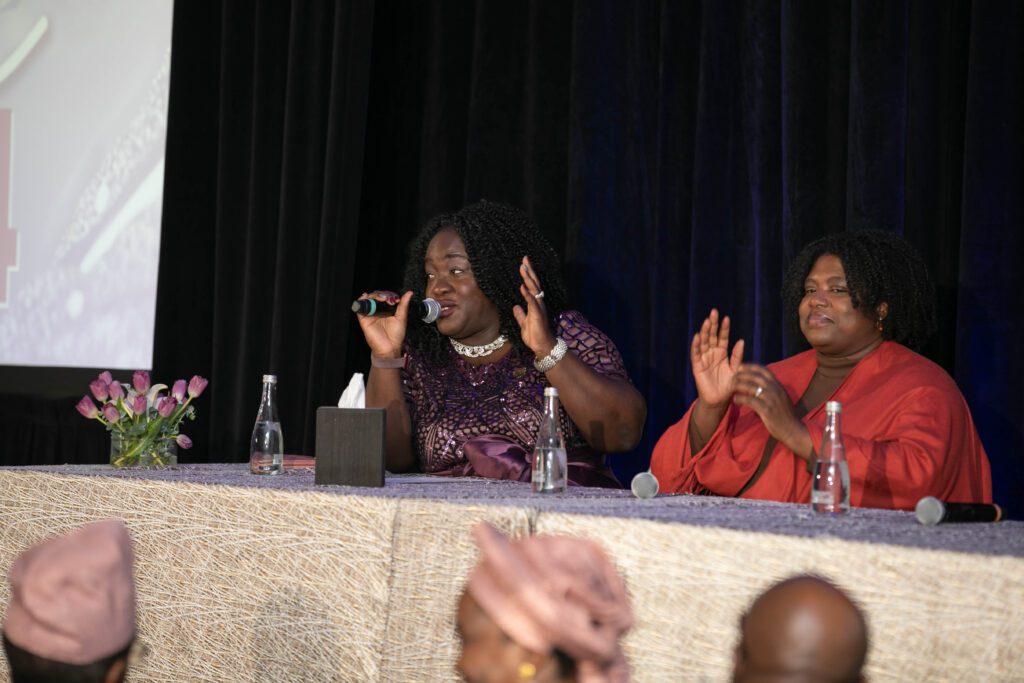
354,200 -> 646,486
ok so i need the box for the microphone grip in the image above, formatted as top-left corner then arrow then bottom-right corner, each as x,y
351,299 -> 397,316
351,297 -> 441,324
915,496 -> 1003,526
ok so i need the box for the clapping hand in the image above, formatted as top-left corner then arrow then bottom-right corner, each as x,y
733,364 -> 810,457
691,309 -> 745,409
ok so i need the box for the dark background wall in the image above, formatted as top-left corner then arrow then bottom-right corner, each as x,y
3,0 -> 1021,518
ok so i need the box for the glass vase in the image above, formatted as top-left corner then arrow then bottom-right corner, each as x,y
110,432 -> 178,469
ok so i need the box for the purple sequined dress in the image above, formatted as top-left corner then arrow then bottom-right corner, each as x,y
401,311 -> 629,488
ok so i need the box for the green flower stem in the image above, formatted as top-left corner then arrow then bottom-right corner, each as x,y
112,434 -> 154,467
168,395 -> 196,429
111,433 -> 174,468
91,400 -> 128,433
91,413 -> 124,433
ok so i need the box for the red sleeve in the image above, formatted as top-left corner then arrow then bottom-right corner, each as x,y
650,411 -> 695,494
807,385 -> 992,510
650,402 -> 756,496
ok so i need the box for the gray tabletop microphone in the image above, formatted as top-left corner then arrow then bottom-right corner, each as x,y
631,470 -> 659,499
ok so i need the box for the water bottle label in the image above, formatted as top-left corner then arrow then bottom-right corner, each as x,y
811,490 -> 833,505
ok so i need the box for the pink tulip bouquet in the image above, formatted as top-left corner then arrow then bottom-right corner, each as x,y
77,370 -> 208,468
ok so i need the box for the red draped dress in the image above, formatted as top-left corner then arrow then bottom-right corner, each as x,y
650,341 -> 992,510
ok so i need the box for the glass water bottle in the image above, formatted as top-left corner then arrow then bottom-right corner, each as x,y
532,387 -> 567,494
811,400 -> 850,514
250,374 -> 283,475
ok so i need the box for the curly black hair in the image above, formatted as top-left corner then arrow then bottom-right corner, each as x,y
782,230 -> 937,351
402,200 -> 568,365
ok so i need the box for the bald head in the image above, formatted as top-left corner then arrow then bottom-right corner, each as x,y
733,575 -> 868,683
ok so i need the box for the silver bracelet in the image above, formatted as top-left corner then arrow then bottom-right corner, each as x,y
533,337 -> 568,373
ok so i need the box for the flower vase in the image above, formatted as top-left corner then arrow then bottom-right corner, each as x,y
110,432 -> 178,469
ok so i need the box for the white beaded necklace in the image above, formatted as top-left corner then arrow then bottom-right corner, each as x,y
450,334 -> 507,358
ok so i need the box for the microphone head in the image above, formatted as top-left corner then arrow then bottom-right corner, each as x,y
915,496 -> 945,526
631,471 -> 659,499
421,298 -> 441,324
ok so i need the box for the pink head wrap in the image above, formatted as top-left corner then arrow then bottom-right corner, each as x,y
3,519 -> 137,664
466,522 -> 634,683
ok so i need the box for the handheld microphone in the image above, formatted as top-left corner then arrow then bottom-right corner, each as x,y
915,496 -> 1003,526
351,297 -> 441,324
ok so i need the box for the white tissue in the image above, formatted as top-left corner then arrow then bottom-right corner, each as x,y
337,372 -> 366,408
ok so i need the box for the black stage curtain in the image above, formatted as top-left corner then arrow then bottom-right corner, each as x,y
14,1 -> 1018,517
152,1 -> 375,462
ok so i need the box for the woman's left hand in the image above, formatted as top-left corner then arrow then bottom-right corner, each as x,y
732,364 -> 813,459
512,255 -> 557,357
511,255 -> 646,452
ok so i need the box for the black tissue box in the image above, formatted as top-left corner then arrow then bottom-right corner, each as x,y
315,407 -> 386,487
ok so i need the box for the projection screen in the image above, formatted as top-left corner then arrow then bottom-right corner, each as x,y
0,0 -> 174,370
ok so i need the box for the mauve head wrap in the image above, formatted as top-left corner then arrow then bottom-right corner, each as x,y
3,519 -> 136,665
466,522 -> 634,683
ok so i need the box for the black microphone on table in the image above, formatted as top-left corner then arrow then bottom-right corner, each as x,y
351,297 -> 441,324
915,496 -> 1003,526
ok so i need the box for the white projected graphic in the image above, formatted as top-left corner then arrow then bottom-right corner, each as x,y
0,0 -> 173,369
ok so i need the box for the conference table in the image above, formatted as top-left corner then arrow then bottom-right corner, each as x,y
0,464 -> 1020,682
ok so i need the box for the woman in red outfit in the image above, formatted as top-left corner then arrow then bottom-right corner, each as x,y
650,230 -> 992,510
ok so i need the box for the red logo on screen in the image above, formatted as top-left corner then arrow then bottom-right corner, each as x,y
0,109 -> 17,307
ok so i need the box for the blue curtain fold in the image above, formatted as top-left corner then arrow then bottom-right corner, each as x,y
955,2 -> 1024,516
544,0 -> 1022,514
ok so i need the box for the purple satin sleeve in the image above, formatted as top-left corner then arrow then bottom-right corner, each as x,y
430,435 -> 621,488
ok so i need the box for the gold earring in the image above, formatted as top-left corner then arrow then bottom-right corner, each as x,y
518,661 -> 537,680
876,317 -> 884,332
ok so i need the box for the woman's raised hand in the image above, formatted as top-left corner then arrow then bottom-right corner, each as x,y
512,256 -> 556,357
691,309 -> 745,408
356,290 -> 413,359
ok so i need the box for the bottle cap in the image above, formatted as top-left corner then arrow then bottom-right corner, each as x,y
826,400 -> 841,413
263,374 -> 277,383
543,387 -> 559,397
